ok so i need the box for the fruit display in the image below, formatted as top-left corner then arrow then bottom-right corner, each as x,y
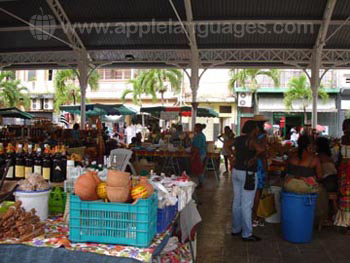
96,182 -> 107,200
74,171 -> 99,201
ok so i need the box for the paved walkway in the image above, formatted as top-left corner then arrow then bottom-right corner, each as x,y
196,170 -> 350,263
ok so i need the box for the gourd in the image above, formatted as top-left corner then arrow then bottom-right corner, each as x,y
131,185 -> 148,200
74,173 -> 99,201
97,182 -> 107,199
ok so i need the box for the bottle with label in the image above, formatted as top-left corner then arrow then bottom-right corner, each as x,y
34,147 -> 43,175
42,146 -> 52,181
60,145 -> 67,180
15,144 -> 25,179
25,144 -> 34,178
51,147 -> 64,182
5,143 -> 15,179
0,143 -> 6,170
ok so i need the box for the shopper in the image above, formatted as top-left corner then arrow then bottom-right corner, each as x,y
253,118 -> 268,227
232,120 -> 264,241
316,137 -> 338,192
218,126 -> 235,175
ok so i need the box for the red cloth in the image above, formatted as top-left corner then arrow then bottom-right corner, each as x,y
190,147 -> 203,176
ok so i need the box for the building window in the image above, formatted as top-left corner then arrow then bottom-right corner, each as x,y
219,106 -> 232,114
98,69 -> 132,80
27,70 -> 36,81
48,70 -> 53,81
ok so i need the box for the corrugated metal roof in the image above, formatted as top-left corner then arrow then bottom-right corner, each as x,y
1,0 -> 350,67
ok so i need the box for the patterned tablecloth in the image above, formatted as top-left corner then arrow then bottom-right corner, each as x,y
0,217 -> 171,263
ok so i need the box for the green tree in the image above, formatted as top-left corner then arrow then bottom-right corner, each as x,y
54,69 -> 100,112
228,69 -> 280,114
0,71 -> 30,109
284,74 -> 329,125
122,69 -> 182,105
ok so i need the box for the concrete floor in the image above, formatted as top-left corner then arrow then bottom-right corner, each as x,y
196,170 -> 350,263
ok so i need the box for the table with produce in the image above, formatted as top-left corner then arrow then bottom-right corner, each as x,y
0,145 -> 199,263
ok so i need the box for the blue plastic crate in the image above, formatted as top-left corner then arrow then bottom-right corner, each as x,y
69,193 -> 157,247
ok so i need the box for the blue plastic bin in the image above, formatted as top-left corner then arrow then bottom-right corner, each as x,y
281,191 -> 318,243
69,193 -> 157,247
157,203 -> 178,233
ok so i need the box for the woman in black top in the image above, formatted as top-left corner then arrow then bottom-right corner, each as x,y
232,121 -> 264,242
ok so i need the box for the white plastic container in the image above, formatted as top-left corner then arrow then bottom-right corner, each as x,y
265,186 -> 282,224
14,189 -> 51,220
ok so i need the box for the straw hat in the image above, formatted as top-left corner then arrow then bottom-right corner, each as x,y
252,114 -> 269,122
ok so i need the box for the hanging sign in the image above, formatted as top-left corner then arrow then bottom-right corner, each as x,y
160,111 -> 179,120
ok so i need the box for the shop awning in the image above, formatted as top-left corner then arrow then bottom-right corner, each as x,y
60,104 -> 137,116
0,107 -> 33,119
140,106 -> 219,118
258,97 -> 337,112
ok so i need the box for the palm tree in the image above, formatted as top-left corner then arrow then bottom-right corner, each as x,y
54,69 -> 99,112
284,74 -> 329,125
121,71 -> 156,106
228,69 -> 280,114
0,71 -> 30,109
122,69 -> 183,105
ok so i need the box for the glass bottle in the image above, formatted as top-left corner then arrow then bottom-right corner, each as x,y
51,147 -> 64,182
15,144 -> 25,179
25,144 -> 34,178
5,143 -> 15,179
42,145 -> 52,181
34,147 -> 43,176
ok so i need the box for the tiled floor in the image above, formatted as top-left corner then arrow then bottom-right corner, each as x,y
196,170 -> 350,263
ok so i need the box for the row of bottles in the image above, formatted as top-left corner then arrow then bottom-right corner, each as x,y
0,143 -> 67,183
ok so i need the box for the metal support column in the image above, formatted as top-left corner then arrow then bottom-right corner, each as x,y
311,49 -> 321,128
77,51 -> 89,129
190,60 -> 199,130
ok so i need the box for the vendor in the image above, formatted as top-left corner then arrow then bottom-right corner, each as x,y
284,135 -> 329,225
192,123 -> 207,186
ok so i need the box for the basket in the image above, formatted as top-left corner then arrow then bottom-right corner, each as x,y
157,203 -> 178,233
69,193 -> 158,247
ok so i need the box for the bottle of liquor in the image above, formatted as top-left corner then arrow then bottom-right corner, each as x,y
42,145 -> 52,181
5,143 -> 15,179
34,147 -> 43,175
51,147 -> 64,182
15,144 -> 25,179
0,143 -> 6,175
60,145 -> 67,181
25,144 -> 34,178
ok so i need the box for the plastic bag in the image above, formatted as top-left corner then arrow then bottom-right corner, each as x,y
257,187 -> 276,218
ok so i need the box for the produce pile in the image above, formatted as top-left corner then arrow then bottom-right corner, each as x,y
0,201 -> 44,241
17,173 -> 50,191
74,169 -> 154,203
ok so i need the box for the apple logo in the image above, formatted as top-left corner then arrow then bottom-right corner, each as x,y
30,8 -> 56,40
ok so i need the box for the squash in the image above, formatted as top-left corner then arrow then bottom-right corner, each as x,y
74,173 -> 99,201
107,170 -> 130,187
97,182 -> 107,199
106,185 -> 130,202
131,185 -> 148,200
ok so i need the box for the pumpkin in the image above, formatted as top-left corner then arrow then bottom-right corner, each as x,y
86,170 -> 101,185
131,185 -> 148,200
97,182 -> 107,199
74,173 -> 99,201
139,176 -> 154,196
